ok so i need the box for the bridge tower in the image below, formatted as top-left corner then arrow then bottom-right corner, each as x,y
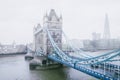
33,9 -> 62,55
43,9 -> 62,55
30,9 -> 62,69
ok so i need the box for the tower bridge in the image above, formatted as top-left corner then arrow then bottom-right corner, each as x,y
28,9 -> 120,80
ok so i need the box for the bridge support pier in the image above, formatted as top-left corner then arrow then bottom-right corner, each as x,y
29,56 -> 62,70
25,52 -> 34,60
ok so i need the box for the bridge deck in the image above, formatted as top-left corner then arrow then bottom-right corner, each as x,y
48,55 -> 119,80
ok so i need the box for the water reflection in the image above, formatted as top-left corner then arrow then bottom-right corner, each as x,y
29,68 -> 67,80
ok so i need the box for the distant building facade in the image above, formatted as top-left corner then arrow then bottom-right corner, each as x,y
92,32 -> 101,40
83,14 -> 120,51
0,43 -> 27,54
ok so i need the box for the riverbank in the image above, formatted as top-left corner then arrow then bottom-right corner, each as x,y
0,53 -> 26,57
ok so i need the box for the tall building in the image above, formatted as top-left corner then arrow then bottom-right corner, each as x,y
83,14 -> 120,51
103,13 -> 111,39
92,32 -> 101,40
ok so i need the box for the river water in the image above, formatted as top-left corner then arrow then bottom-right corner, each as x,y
0,54 -> 96,80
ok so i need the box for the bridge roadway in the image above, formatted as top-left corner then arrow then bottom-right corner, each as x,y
36,27 -> 120,80
48,54 -> 120,80
107,63 -> 120,68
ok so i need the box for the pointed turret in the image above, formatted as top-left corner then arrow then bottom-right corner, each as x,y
48,9 -> 59,21
59,14 -> 62,22
43,12 -> 48,22
33,23 -> 41,32
37,23 -> 41,28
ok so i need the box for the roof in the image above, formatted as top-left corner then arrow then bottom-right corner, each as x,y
48,9 -> 59,21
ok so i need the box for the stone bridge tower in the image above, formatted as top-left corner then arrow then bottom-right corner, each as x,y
43,9 -> 62,55
33,9 -> 62,56
30,9 -> 62,69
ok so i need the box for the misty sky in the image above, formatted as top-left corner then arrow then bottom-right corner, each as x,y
0,0 -> 120,44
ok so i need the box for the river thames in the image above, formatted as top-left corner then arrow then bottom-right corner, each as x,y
0,54 -> 97,80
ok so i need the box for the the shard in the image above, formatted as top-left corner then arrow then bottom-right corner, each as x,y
103,13 -> 111,39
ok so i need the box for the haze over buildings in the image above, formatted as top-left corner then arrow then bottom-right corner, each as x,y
0,0 -> 120,44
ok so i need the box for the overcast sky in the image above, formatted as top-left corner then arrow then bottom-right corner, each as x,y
0,0 -> 120,44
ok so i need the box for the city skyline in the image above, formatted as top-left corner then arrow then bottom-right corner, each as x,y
0,0 -> 120,44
